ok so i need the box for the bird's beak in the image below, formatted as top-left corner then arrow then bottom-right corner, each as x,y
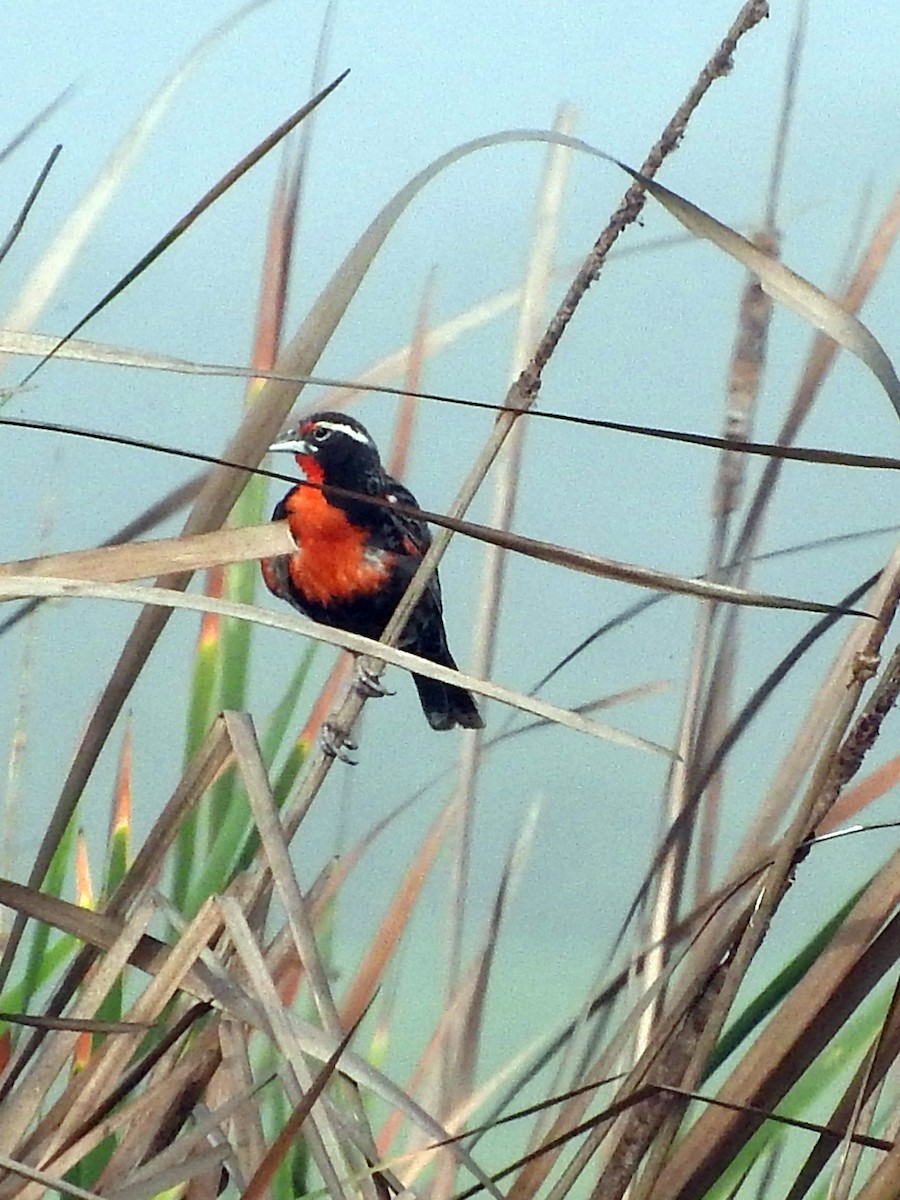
269,435 -> 310,456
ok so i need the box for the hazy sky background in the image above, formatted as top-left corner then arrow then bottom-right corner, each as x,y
1,0 -> 898,1101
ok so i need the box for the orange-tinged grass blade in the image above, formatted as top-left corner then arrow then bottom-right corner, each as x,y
390,816 -> 538,1186
266,776 -> 440,1008
74,835 -> 94,912
339,799 -> 457,1030
105,723 -> 133,903
212,66 -> 318,788
270,653 -> 353,805
73,833 -> 95,1074
817,755 -> 900,835
110,727 -> 132,849
298,654 -> 353,753
386,268 -> 435,480
273,944 -> 302,1008
378,1003 -> 446,1156
183,565 -> 225,781
250,151 -> 301,384
199,566 -> 224,654
247,0 -> 333,387
378,915 -> 541,1163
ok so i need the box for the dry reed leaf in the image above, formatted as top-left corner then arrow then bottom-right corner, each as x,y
0,881 -> 513,1191
0,895 -> 157,1159
786,979 -> 900,1199
456,804 -> 539,1117
437,116 -> 577,1144
217,896 -> 367,1200
0,0 -> 274,365
0,145 -> 63,270
0,87 -> 72,168
239,1018 -> 361,1200
383,961 -> 489,1185
381,818 -> 536,1178
224,710 -> 388,1187
225,713 -> 342,1041
0,575 -> 670,755
650,846 -> 900,1197
0,1012 -> 146,1035
43,900 -> 225,1166
0,1148 -> 105,1200
97,1066 -> 269,1196
618,166 -> 900,418
0,520 -> 293,586
76,1030 -> 231,1194
111,715 -> 234,915
0,512 -> 865,622
104,1147 -> 229,1200
214,1022 -> 268,1183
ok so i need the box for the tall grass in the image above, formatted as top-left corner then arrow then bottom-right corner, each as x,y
1,2 -> 900,1198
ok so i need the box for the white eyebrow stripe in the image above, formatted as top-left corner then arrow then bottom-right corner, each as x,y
309,420 -> 373,445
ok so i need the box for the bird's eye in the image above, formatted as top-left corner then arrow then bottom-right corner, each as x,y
310,426 -> 332,443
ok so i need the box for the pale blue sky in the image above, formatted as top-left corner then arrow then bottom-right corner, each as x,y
1,0 -> 898,1106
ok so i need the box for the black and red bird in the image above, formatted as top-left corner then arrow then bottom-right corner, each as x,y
261,412 -> 484,732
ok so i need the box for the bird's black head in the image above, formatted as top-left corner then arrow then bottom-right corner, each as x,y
269,411 -> 383,488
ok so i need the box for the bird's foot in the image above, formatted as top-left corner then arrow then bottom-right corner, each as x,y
354,662 -> 394,700
319,723 -> 358,765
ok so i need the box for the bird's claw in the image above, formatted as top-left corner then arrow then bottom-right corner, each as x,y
319,723 -> 358,765
354,663 -> 394,699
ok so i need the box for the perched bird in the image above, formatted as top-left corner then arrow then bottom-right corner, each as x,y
261,411 -> 484,732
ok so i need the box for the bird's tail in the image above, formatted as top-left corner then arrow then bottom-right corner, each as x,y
412,642 -> 484,731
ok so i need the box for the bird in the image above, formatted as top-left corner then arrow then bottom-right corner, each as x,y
261,411 -> 484,733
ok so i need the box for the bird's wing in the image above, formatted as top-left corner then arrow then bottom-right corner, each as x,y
383,475 -> 433,557
260,495 -> 299,605
382,474 -> 443,610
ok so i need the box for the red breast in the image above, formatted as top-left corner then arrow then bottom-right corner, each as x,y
281,483 -> 392,606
